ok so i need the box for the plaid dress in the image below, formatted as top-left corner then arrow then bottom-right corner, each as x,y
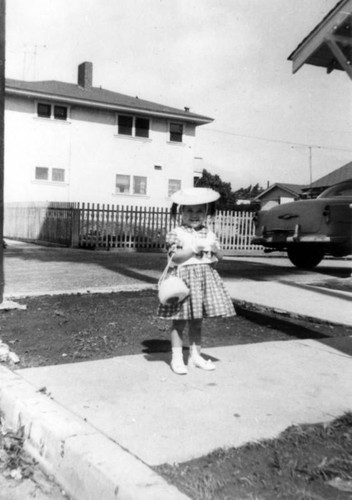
158,225 -> 235,320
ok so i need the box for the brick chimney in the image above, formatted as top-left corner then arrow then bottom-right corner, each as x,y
78,61 -> 93,89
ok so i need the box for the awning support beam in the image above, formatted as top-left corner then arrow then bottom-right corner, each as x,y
326,37 -> 352,79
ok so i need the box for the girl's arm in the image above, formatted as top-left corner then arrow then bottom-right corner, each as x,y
214,247 -> 224,261
173,242 -> 223,263
171,246 -> 194,265
209,233 -> 224,261
166,228 -> 195,265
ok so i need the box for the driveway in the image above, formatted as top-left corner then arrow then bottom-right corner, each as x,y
3,239 -> 351,299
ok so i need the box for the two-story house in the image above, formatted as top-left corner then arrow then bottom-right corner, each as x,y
4,61 -> 213,207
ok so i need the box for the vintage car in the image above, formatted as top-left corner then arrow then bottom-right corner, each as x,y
252,179 -> 352,269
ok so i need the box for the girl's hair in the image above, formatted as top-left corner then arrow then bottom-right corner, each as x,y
170,202 -> 217,219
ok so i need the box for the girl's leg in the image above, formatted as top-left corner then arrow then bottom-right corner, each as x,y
170,320 -> 188,375
188,319 -> 215,370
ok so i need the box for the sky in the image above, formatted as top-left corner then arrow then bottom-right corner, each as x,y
5,0 -> 352,191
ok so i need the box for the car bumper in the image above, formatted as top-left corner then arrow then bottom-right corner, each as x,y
252,235 -> 348,246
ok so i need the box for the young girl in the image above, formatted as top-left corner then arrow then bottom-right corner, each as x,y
158,187 -> 235,375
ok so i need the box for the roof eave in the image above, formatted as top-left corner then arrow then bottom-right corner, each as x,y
255,183 -> 303,200
254,184 -> 278,199
5,86 -> 213,125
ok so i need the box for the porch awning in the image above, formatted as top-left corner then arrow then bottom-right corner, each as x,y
288,0 -> 352,80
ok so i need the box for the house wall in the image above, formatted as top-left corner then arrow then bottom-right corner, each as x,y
4,95 -> 197,207
258,186 -> 296,208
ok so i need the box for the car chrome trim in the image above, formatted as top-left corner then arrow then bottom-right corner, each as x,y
278,213 -> 299,220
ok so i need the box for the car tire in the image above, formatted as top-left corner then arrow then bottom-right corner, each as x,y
286,245 -> 325,269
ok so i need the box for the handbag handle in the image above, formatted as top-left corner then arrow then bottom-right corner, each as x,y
158,255 -> 176,288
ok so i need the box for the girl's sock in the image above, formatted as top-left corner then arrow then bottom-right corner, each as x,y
189,344 -> 216,371
171,347 -> 188,375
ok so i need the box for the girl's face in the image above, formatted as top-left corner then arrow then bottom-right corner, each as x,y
181,204 -> 207,229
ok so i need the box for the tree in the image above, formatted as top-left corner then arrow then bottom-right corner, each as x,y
195,170 -> 264,211
195,169 -> 237,210
233,183 -> 263,199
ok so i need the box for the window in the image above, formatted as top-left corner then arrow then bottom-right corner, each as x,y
52,168 -> 65,182
118,115 -> 133,136
115,174 -> 131,193
54,106 -> 68,121
37,103 -> 51,118
37,102 -> 68,121
133,176 -> 147,195
35,167 -> 49,181
115,174 -> 147,195
117,115 -> 150,138
168,179 -> 181,197
170,123 -> 183,142
35,167 -> 65,183
135,117 -> 149,138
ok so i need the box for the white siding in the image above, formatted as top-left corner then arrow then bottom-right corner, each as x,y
4,95 -> 197,207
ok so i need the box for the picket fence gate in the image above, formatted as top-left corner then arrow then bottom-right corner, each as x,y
4,202 -> 264,254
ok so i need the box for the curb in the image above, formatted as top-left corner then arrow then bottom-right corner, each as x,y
3,284 -> 157,300
232,298 -> 352,328
0,365 -> 190,500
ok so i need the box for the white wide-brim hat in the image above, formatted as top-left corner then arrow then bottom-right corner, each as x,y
171,187 -> 220,205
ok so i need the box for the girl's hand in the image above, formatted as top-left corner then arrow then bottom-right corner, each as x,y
192,242 -> 218,255
209,242 -> 219,254
192,243 -> 209,254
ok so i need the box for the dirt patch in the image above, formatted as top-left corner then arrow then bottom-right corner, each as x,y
0,415 -> 68,499
155,412 -> 352,500
0,289 -> 351,368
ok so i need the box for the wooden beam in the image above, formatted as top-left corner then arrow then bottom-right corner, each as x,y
326,38 -> 352,79
331,33 -> 352,47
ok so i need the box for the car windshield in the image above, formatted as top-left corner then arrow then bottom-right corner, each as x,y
318,180 -> 352,199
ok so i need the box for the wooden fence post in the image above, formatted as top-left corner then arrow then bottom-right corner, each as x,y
70,208 -> 80,247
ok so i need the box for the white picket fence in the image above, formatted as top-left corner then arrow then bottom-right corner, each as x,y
4,202 -> 264,254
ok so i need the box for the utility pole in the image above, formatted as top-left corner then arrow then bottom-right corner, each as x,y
291,144 -> 319,185
0,0 -> 5,303
308,146 -> 312,185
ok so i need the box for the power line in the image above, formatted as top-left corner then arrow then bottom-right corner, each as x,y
202,127 -> 352,154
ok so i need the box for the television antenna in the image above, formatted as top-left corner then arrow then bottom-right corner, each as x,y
22,44 -> 46,80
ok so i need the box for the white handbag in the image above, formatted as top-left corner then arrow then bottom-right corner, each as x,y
158,257 -> 189,305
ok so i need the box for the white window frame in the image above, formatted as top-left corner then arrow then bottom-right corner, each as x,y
117,114 -> 150,139
36,101 -> 70,121
169,122 -> 184,143
133,175 -> 147,195
34,166 -> 66,184
115,174 -> 131,194
168,179 -> 181,197
115,174 -> 148,196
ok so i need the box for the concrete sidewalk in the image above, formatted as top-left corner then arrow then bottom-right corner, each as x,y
0,340 -> 351,500
224,279 -> 352,326
0,240 -> 351,500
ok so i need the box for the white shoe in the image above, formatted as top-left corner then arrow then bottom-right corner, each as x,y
171,360 -> 188,375
189,356 -> 216,371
